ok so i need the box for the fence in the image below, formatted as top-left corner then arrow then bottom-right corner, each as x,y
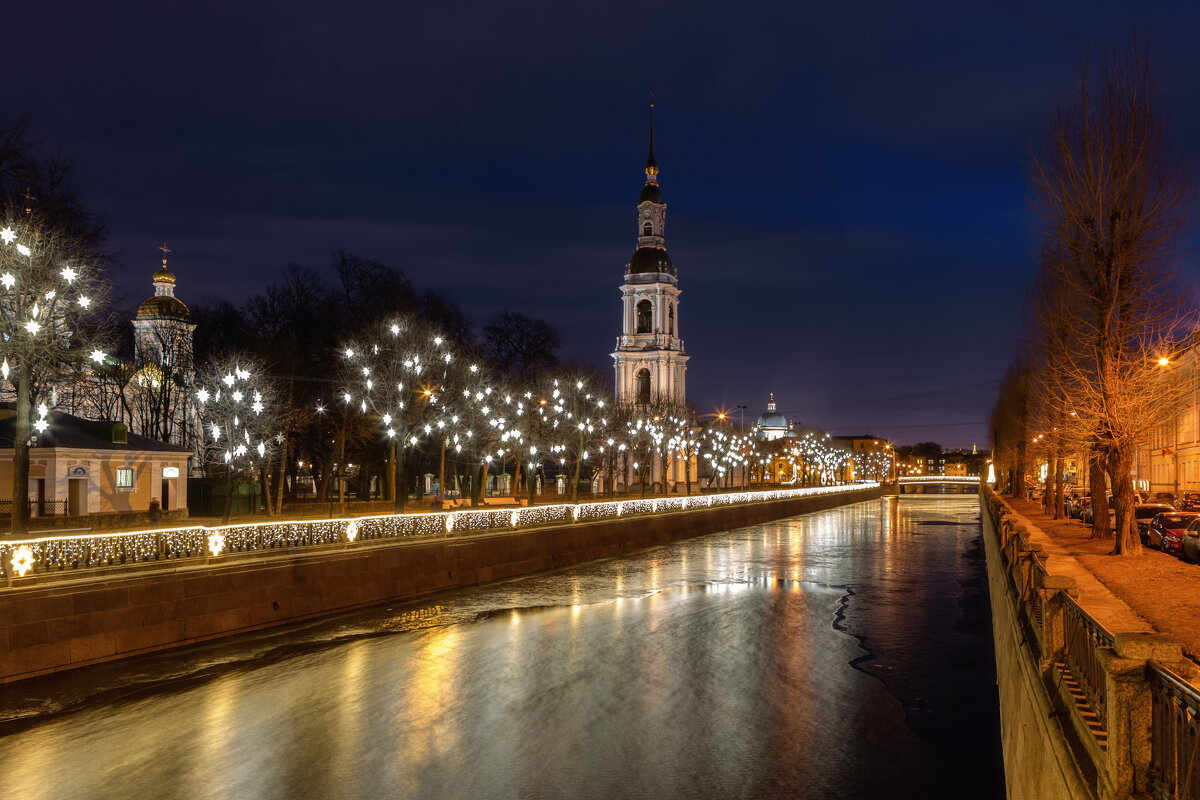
0,499 -> 71,518
984,488 -> 1200,798
1,482 -> 878,583
1149,660 -> 1200,800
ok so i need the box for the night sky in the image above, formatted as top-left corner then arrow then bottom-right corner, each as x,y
8,1 -> 1200,448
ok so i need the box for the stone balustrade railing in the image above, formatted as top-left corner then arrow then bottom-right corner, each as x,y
2,482 -> 878,585
984,488 -> 1200,800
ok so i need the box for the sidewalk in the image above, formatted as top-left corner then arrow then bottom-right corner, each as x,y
1009,497 -> 1200,663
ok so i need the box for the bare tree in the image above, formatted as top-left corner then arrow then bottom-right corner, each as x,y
483,311 -> 561,384
1028,49 -> 1190,554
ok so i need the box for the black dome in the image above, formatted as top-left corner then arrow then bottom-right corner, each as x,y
628,247 -> 675,276
639,183 -> 664,204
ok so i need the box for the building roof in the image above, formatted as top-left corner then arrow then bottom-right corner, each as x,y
0,408 -> 191,453
639,182 -> 664,204
628,246 -> 676,276
137,294 -> 191,321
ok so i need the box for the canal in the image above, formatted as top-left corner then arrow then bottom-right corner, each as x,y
0,496 -> 1003,799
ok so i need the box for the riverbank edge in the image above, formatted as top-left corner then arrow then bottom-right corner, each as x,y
0,485 -> 881,684
982,495 -> 1099,800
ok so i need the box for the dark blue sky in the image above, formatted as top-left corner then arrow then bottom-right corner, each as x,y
9,1 -> 1200,447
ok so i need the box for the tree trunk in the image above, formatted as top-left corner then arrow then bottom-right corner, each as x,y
386,443 -> 396,505
274,443 -> 286,516
1107,445 -> 1141,555
392,440 -> 405,513
337,432 -> 346,516
221,467 -> 234,525
396,445 -> 408,513
259,464 -> 274,518
11,363 -> 31,535
1053,445 -> 1064,520
1088,448 -> 1108,540
438,441 -> 447,502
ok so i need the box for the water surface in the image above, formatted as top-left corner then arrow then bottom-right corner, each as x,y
0,496 -> 1002,799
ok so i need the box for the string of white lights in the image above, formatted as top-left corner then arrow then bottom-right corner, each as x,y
1,482 -> 879,579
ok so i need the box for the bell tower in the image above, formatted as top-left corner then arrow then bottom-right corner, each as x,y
612,108 -> 689,406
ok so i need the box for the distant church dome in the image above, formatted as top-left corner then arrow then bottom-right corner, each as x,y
137,247 -> 191,320
755,394 -> 793,440
137,295 -> 191,320
628,246 -> 675,276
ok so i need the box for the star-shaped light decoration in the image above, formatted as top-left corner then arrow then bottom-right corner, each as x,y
24,320 -> 39,335
0,228 -> 15,245
61,266 -> 76,283
10,544 -> 33,577
0,273 -> 14,290
15,244 -> 30,257
207,532 -> 225,558
90,349 -> 105,364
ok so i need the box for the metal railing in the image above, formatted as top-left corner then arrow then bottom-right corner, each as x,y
0,482 -> 879,582
1062,594 -> 1113,735
1149,660 -> 1200,800
0,499 -> 71,517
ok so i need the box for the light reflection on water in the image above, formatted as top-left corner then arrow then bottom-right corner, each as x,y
0,497 -> 1001,800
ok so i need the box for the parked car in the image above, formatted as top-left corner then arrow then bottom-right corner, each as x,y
1136,504 -> 1176,543
1177,493 -> 1200,512
1081,496 -> 1096,524
1065,492 -> 1086,519
1147,512 -> 1199,555
1074,495 -> 1091,521
1182,520 -> 1200,563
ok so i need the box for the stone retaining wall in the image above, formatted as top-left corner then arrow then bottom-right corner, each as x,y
0,486 -> 879,684
982,497 -> 1098,800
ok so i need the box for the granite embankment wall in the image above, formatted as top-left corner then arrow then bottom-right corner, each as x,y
982,498 -> 1097,800
0,486 -> 880,683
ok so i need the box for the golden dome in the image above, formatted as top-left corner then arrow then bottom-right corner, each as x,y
153,267 -> 176,285
137,295 -> 191,320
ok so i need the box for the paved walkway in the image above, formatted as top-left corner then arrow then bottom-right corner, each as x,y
1008,497 -> 1200,662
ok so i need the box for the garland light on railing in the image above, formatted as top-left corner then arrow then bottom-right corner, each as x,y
0,483 -> 879,580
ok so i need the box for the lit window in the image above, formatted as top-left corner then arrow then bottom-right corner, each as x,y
116,467 -> 134,488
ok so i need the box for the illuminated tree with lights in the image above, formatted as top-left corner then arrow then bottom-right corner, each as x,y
195,355 -> 279,524
0,218 -> 107,533
499,378 -> 562,504
445,363 -> 507,506
341,318 -> 454,513
547,375 -> 609,503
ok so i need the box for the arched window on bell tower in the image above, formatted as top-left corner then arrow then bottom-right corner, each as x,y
668,304 -> 674,335
636,368 -> 651,403
643,221 -> 652,237
636,300 -> 652,334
